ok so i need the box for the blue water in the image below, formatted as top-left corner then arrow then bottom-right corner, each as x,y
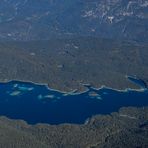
0,79 -> 148,125
127,75 -> 147,89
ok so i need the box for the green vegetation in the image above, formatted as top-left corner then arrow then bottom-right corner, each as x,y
0,38 -> 147,92
0,107 -> 147,148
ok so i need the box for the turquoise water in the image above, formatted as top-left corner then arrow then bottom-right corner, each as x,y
0,79 -> 147,125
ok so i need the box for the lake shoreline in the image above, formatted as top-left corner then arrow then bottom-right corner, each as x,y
0,76 -> 146,95
0,79 -> 147,125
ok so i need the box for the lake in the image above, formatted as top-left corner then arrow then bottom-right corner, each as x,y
0,77 -> 147,124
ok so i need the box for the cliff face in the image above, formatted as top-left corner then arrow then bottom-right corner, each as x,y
0,0 -> 147,42
0,107 -> 147,148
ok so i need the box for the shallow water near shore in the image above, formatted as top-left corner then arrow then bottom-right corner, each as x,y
0,79 -> 148,125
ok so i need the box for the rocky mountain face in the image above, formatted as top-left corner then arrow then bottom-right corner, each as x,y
0,0 -> 147,42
